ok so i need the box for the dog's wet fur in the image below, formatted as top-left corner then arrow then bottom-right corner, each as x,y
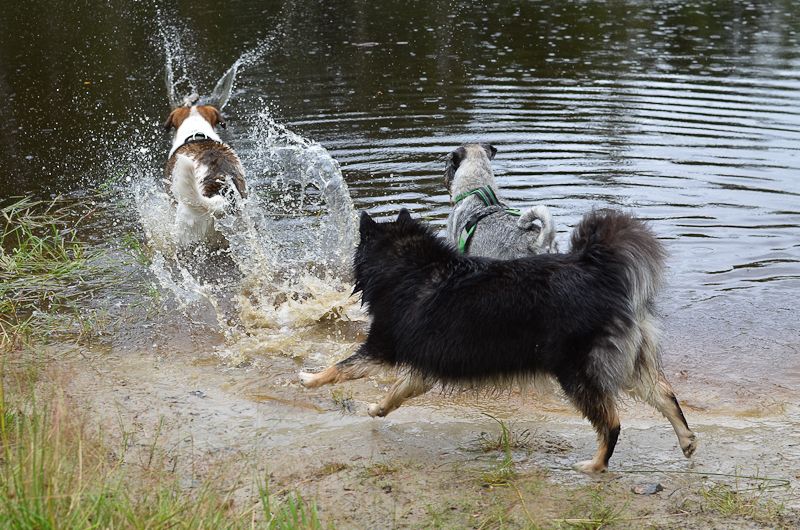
300,208 -> 696,473
163,139 -> 246,200
444,143 -> 557,258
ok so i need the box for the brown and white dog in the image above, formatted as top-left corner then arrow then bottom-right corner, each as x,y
163,66 -> 246,248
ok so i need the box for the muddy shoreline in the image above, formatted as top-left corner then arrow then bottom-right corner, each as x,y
58,331 -> 800,528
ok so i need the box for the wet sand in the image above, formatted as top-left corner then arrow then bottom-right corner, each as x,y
61,325 -> 800,528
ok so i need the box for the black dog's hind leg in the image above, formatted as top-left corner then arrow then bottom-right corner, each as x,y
569,390 -> 621,474
367,372 -> 432,418
298,346 -> 382,388
630,370 -> 697,458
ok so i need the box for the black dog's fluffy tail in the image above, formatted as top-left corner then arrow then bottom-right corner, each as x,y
570,209 -> 666,309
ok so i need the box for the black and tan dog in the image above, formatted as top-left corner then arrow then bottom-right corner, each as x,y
300,209 -> 696,473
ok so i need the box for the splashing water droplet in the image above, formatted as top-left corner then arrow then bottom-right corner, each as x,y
128,20 -> 361,365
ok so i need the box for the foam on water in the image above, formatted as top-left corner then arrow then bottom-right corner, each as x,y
213,108 -> 362,364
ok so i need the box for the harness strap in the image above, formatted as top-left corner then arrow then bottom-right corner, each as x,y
454,187 -> 525,253
453,185 -> 502,207
457,206 -> 523,254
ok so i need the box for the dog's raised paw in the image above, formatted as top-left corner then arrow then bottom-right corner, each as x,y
572,459 -> 608,474
367,403 -> 384,417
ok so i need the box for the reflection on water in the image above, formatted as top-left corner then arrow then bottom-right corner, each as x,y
0,0 -> 798,393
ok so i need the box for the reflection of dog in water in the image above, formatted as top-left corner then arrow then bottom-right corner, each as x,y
162,66 -> 246,248
444,143 -> 556,258
300,209 -> 696,473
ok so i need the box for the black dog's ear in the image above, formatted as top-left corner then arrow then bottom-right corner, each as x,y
359,211 -> 378,234
482,144 -> 497,160
397,209 -> 412,223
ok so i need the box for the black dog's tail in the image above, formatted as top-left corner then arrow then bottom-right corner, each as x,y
570,209 -> 666,309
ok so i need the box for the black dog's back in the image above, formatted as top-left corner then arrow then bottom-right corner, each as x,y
386,257 -> 613,382
355,209 -> 664,388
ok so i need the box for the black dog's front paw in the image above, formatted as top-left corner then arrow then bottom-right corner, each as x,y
367,403 -> 385,417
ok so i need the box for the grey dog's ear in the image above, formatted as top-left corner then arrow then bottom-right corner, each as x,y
359,211 -> 378,234
397,209 -> 412,223
482,144 -> 497,160
444,146 -> 467,191
450,146 -> 466,167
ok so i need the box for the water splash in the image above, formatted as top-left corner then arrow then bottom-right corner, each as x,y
132,99 -> 360,359
214,107 -> 361,360
159,15 -> 284,109
240,106 -> 358,272
236,26 -> 285,71
127,19 -> 362,365
159,22 -> 198,109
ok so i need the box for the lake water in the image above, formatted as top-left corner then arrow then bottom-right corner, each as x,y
1,0 -> 798,398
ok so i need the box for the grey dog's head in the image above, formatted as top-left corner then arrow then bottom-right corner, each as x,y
443,143 -> 497,193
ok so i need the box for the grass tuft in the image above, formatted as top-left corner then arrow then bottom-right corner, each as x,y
554,487 -> 627,529
0,197 -> 110,350
0,369 -> 332,529
259,479 -> 328,529
477,419 -> 532,453
479,415 -> 517,488
700,481 -> 786,523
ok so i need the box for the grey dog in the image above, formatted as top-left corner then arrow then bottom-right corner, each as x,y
444,144 -> 556,259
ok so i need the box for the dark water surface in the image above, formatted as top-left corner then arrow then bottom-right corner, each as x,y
1,1 -> 798,391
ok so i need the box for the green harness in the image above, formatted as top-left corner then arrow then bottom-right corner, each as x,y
454,186 -> 520,253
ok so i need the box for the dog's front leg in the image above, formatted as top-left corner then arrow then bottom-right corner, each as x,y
299,346 -> 381,388
367,372 -> 432,417
572,394 -> 621,474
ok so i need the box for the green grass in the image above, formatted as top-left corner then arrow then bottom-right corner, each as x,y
478,415 -> 518,488
557,488 -> 627,529
700,481 -> 786,524
477,418 -> 532,454
0,197 -> 110,350
0,370 -> 331,529
121,231 -> 151,267
260,483 -> 327,530
0,195 -> 333,528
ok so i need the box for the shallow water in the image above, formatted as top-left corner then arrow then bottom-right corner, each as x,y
1,1 -> 799,401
